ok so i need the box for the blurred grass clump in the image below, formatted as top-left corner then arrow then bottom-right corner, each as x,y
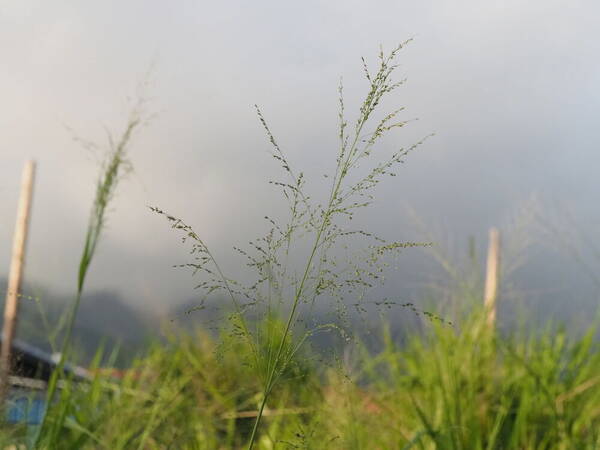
2,306 -> 597,449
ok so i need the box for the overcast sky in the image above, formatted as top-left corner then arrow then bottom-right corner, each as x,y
1,1 -> 599,320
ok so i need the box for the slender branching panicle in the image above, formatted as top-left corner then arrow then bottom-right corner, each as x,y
152,42 -> 431,449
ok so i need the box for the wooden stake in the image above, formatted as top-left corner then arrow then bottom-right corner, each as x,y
0,160 -> 36,403
484,227 -> 500,328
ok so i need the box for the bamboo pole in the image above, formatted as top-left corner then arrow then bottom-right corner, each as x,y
0,160 -> 36,403
484,227 -> 500,328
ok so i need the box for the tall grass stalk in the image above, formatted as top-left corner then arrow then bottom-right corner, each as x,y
153,42 -> 430,449
34,101 -> 145,446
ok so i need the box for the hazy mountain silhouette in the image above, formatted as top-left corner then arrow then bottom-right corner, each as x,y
0,279 -> 156,367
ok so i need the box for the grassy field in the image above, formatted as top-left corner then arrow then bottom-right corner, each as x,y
2,44 -> 599,449
1,303 -> 597,449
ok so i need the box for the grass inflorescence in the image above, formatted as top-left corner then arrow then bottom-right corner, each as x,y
151,42 -> 433,448
32,94 -> 149,447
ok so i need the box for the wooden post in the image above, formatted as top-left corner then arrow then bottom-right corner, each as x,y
484,227 -> 500,327
0,160 -> 36,403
